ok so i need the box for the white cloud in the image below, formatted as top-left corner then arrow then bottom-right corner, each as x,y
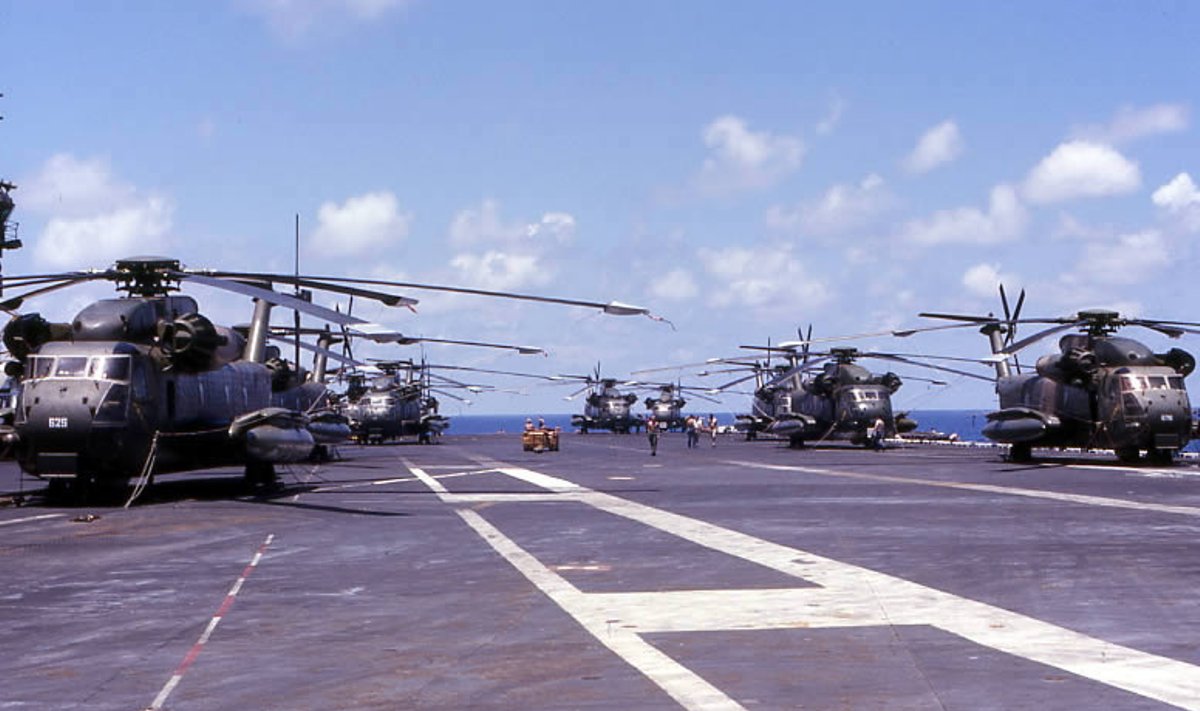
1072,103 -> 1189,144
22,154 -> 174,268
1075,230 -> 1169,285
961,263 -> 1016,298
899,184 -> 1027,245
36,198 -> 173,269
449,199 -> 576,248
1152,173 -> 1200,234
766,174 -> 894,236
1152,172 -> 1200,210
449,250 -> 551,292
647,268 -> 699,302
903,120 -> 963,174
1022,141 -> 1140,204
243,0 -> 408,40
816,94 -> 846,135
312,191 -> 410,255
697,244 -> 829,310
696,115 -> 804,194
22,154 -> 136,216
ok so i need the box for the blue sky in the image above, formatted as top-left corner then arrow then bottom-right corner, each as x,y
3,1 -> 1200,415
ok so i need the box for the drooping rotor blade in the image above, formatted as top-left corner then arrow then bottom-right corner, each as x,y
430,388 -> 472,404
918,311 -> 999,324
408,337 -> 545,355
201,270 -> 666,322
564,382 -> 594,400
177,272 -> 402,341
422,364 -> 558,381
207,273 -> 419,309
267,334 -> 365,368
1001,321 -> 1083,355
0,274 -> 110,311
713,371 -> 765,391
631,356 -> 758,375
902,375 -> 950,386
1125,320 -> 1197,339
864,353 -> 993,382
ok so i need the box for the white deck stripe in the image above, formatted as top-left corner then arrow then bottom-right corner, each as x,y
0,513 -> 66,527
729,460 -> 1200,517
413,461 -> 1200,710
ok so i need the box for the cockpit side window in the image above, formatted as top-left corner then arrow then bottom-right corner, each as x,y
28,356 -> 53,380
53,357 -> 89,378
87,356 -> 131,382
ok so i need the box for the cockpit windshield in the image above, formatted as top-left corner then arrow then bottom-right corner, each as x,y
26,355 -> 132,383
1120,374 -> 1184,392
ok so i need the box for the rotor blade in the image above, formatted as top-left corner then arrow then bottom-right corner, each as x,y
266,334 -> 364,367
865,353 -> 993,382
177,272 -> 402,341
408,337 -> 545,355
713,371 -> 763,391
202,270 -> 664,322
1002,321 -> 1083,355
0,275 -> 109,310
202,272 -> 419,308
430,388 -> 472,404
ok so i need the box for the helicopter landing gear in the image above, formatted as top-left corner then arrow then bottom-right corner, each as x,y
1148,448 -> 1175,466
788,435 -> 806,449
1008,443 -> 1032,463
245,461 -> 278,490
1115,446 -> 1141,464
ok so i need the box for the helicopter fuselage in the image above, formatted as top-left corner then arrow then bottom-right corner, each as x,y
743,361 -> 916,446
345,385 -> 446,444
9,294 -> 330,487
15,340 -> 323,482
573,386 -> 642,433
988,365 -> 1191,456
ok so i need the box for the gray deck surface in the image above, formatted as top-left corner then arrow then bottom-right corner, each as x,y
2,433 -> 1199,710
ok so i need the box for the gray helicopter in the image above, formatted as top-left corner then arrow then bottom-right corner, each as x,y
557,365 -> 644,433
922,289 -> 1199,463
640,381 -> 723,431
713,343 -> 975,447
340,359 -> 545,445
0,257 -> 658,499
639,328 -> 981,448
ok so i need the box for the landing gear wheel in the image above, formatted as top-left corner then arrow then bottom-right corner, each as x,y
1115,446 -> 1141,464
1148,448 -> 1175,465
788,435 -> 806,449
245,462 -> 278,490
1008,443 -> 1033,463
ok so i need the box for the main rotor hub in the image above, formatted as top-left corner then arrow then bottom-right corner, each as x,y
1076,309 -> 1122,337
829,347 -> 859,363
112,256 -> 183,296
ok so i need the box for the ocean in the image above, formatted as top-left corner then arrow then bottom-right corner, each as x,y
446,410 -> 990,441
444,410 -> 1200,452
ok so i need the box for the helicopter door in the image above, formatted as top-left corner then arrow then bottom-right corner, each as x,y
166,381 -> 177,422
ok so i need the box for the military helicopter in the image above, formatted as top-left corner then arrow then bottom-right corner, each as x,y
0,257 -> 658,498
639,328 -> 980,448
555,365 -> 644,433
710,341 -> 979,447
640,381 -> 723,430
921,290 -> 1199,463
340,358 -> 546,445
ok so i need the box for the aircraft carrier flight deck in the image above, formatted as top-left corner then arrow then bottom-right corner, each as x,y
2,434 -> 1199,710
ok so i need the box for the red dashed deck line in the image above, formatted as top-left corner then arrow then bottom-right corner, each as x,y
146,534 -> 275,711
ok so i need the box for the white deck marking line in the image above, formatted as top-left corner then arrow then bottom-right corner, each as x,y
731,460 -> 1200,517
148,534 -> 275,711
456,508 -> 743,711
0,513 -> 66,527
311,470 -> 492,493
411,460 -> 1200,711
